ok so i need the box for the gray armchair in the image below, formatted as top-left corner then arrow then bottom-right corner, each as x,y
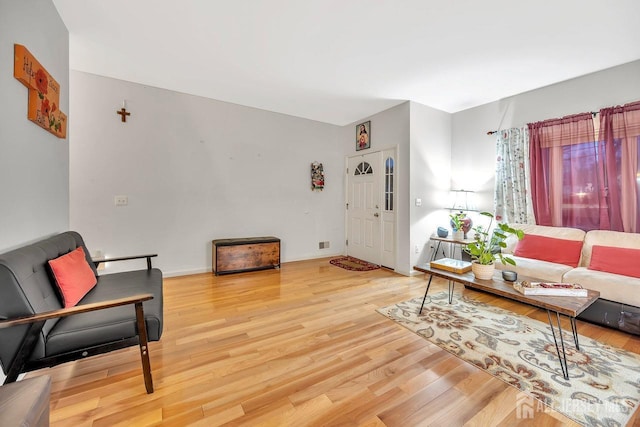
0,232 -> 163,393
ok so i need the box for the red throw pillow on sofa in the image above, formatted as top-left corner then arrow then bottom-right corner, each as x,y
513,234 -> 583,267
589,245 -> 640,278
48,246 -> 97,308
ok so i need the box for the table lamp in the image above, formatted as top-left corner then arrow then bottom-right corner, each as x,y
449,190 -> 476,239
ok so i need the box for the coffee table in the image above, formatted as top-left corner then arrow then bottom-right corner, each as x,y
413,264 -> 600,380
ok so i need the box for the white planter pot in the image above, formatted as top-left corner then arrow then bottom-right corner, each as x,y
471,261 -> 495,280
453,230 -> 465,241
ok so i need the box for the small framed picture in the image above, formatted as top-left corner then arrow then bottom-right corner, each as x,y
356,121 -> 371,151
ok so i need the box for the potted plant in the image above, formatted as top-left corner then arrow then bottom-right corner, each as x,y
463,212 -> 524,279
449,212 -> 465,240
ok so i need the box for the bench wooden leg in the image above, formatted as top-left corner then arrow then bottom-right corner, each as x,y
135,302 -> 154,393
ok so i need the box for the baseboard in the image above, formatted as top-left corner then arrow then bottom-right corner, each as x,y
394,268 -> 417,277
162,254 -> 412,278
163,267 -> 211,278
285,252 -> 344,263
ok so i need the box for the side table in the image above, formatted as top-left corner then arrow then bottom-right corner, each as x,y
429,234 -> 473,261
0,375 -> 51,426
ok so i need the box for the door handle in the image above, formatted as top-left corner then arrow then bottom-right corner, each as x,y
374,213 -> 379,217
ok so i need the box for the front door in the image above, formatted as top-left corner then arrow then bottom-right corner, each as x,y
347,152 -> 382,265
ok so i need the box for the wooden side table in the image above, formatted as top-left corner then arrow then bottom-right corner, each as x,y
0,375 -> 51,426
429,234 -> 473,261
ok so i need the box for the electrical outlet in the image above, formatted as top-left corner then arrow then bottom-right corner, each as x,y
415,245 -> 420,253
319,241 -> 330,249
114,195 -> 128,206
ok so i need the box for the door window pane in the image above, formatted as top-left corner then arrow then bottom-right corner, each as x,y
385,157 -> 394,211
355,162 -> 373,175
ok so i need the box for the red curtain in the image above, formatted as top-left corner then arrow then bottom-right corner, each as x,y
529,113 -> 601,229
529,102 -> 640,232
598,101 -> 640,232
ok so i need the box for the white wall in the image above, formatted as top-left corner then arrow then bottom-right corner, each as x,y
69,41 -> 640,278
0,0 -> 69,252
0,0 -> 68,386
70,72 -> 345,276
452,60 -> 640,213
409,102 -> 452,268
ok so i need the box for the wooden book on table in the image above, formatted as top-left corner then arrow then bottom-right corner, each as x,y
429,258 -> 472,274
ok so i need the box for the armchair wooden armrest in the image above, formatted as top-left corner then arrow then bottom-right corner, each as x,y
0,293 -> 154,329
92,254 -> 158,270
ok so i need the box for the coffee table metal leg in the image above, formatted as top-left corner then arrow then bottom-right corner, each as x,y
570,317 -> 580,350
547,310 -> 570,380
419,274 -> 434,314
448,280 -> 454,304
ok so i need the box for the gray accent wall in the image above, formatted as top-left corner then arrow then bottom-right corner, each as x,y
0,0 -> 69,252
69,71 -> 346,276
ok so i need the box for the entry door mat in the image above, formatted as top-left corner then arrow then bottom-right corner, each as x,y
377,291 -> 640,427
329,256 -> 380,271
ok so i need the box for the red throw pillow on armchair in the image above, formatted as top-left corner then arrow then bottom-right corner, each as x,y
589,245 -> 640,278
513,234 -> 583,267
48,246 -> 97,308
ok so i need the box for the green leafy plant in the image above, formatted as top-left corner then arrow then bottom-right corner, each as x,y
449,212 -> 464,230
463,212 -> 524,266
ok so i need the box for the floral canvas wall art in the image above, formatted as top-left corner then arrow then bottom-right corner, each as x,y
14,44 -> 67,138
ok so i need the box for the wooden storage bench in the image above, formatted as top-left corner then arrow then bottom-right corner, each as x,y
212,236 -> 280,275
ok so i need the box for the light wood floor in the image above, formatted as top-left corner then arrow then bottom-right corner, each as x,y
29,258 -> 640,426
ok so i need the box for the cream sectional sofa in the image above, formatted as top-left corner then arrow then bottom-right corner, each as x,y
497,223 -> 640,334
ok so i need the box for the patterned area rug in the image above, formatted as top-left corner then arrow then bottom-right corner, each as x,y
329,256 -> 380,271
377,291 -> 640,427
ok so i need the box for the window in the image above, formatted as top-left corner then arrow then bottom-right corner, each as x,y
354,161 -> 373,175
559,141 -> 602,230
384,157 -> 394,211
529,102 -> 640,232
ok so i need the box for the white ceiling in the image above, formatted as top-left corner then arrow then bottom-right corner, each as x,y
53,0 -> 640,126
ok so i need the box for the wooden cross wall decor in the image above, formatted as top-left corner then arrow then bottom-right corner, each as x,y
117,107 -> 131,122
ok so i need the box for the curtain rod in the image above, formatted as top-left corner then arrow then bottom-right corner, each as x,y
486,111 -> 598,136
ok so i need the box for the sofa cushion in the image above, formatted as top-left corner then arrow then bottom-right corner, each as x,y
503,223 -> 585,254
42,268 -> 163,358
496,256 -> 573,283
581,230 -> 640,268
513,234 -> 583,267
589,245 -> 640,279
564,267 -> 640,308
48,247 -> 97,308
